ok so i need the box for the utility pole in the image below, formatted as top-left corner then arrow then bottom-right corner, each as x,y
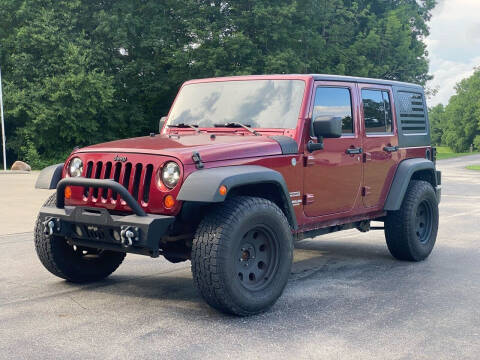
0,66 -> 6,170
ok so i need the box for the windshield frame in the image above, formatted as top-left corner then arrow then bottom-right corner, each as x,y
165,76 -> 311,133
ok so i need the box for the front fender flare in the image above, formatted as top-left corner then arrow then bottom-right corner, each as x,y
35,163 -> 64,189
384,158 -> 437,211
177,165 -> 297,229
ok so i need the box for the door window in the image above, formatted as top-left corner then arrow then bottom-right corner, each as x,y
362,89 -> 393,133
313,87 -> 354,134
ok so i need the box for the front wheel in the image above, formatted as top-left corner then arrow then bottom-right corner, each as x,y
385,180 -> 439,261
34,194 -> 126,283
191,196 -> 293,316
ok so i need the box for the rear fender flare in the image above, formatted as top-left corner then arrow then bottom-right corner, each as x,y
384,158 -> 437,211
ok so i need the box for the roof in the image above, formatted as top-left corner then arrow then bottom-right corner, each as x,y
310,74 -> 423,89
184,74 -> 423,90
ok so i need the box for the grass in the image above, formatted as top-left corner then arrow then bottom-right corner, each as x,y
436,146 -> 479,160
466,165 -> 480,171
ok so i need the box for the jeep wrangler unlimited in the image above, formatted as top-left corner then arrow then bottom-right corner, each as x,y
35,75 -> 441,316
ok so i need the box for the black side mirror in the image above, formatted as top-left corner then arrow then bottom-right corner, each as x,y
159,116 -> 167,133
307,116 -> 342,152
313,115 -> 342,138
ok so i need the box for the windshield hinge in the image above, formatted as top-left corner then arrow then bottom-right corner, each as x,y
192,152 -> 204,169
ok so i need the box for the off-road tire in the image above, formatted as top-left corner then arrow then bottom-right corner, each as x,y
191,196 -> 293,316
34,194 -> 126,282
385,180 -> 439,261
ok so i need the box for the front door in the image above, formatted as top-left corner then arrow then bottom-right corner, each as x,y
359,84 -> 399,208
303,82 -> 363,217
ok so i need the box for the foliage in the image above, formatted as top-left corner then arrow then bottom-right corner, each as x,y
428,104 -> 446,145
435,146 -> 478,160
0,0 -> 437,166
430,68 -> 480,152
466,165 -> 480,171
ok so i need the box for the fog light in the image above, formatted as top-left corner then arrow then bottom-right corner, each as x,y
112,230 -> 121,242
164,195 -> 175,208
65,186 -> 72,199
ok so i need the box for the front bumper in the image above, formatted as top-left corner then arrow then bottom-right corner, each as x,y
40,177 -> 175,257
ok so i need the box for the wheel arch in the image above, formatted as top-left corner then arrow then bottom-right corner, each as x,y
35,163 -> 64,189
177,165 -> 298,229
384,158 -> 437,211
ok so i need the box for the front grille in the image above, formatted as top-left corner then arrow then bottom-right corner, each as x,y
83,160 -> 154,205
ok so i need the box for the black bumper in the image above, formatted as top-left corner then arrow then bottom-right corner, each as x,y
40,178 -> 175,257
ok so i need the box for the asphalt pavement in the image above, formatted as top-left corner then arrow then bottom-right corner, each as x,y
0,155 -> 479,359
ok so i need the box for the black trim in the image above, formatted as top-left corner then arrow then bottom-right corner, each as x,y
39,205 -> 174,257
177,165 -> 298,229
269,136 -> 298,154
35,164 -> 64,189
56,178 -> 147,216
384,158 -> 436,211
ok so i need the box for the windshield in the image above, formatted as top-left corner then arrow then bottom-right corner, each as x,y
168,80 -> 305,129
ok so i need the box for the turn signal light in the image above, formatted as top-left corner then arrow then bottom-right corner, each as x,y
164,194 -> 175,209
65,186 -> 72,199
219,185 -> 227,196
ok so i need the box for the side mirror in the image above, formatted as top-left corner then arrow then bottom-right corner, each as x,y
312,115 -> 342,138
159,116 -> 167,133
307,116 -> 342,152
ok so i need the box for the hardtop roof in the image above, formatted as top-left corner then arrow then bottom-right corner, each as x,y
184,74 -> 423,90
310,74 -> 423,89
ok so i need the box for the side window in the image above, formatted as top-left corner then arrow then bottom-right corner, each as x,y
362,89 -> 393,133
313,87 -> 354,134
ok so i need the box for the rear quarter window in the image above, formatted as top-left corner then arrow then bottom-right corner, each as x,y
362,89 -> 393,133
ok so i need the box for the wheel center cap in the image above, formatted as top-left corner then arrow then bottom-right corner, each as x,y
239,243 -> 256,265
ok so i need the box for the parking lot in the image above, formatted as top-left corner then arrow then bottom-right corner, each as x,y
1,155 -> 479,360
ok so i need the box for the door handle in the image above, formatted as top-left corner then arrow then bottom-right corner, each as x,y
383,146 -> 398,152
346,147 -> 363,155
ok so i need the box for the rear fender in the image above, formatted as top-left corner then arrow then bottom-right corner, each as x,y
384,158 -> 438,211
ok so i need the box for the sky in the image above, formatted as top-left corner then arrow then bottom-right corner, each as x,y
426,0 -> 480,106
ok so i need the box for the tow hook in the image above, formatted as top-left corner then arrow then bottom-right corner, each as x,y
120,226 -> 139,247
43,217 -> 60,237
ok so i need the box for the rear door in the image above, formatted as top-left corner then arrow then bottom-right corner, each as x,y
303,82 -> 363,217
359,84 -> 399,208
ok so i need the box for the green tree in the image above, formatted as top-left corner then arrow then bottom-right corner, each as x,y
0,0 -> 437,167
428,104 -> 446,146
441,68 -> 480,152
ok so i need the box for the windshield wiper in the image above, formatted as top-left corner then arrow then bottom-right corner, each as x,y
168,123 -> 200,133
213,122 -> 260,136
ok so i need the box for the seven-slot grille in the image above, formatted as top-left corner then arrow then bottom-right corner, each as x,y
397,91 -> 427,134
83,161 -> 154,204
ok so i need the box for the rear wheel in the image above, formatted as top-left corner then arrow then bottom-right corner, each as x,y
385,180 -> 439,261
191,196 -> 293,316
34,194 -> 126,282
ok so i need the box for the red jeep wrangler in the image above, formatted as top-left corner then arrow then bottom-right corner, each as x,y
35,75 -> 441,316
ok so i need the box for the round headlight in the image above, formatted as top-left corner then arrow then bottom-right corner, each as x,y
68,157 -> 83,177
161,162 -> 180,189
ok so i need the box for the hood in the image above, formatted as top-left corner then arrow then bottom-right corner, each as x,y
78,133 -> 289,164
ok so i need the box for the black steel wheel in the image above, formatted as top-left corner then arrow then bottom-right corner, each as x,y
415,200 -> 433,244
385,180 -> 439,261
235,226 -> 279,291
34,194 -> 126,282
192,196 -> 293,316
